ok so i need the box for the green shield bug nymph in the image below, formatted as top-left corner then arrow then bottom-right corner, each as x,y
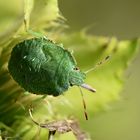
8,37 -> 98,120
8,37 -> 96,96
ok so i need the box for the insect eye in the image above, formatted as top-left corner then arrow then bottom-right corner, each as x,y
73,67 -> 79,70
70,83 -> 73,86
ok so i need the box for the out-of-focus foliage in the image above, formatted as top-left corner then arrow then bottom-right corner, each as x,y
0,0 -> 139,139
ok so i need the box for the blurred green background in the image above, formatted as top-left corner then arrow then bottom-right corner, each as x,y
59,0 -> 140,39
0,0 -> 140,140
59,0 -> 140,140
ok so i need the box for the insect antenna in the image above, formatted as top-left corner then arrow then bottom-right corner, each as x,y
79,86 -> 88,120
85,55 -> 110,74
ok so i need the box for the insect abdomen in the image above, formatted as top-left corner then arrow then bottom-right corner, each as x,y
8,38 -> 72,96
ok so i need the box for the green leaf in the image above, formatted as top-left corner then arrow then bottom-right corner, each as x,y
29,0 -> 61,30
24,0 -> 34,30
58,33 -> 139,114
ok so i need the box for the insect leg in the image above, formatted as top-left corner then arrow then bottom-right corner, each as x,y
48,131 -> 56,140
79,86 -> 88,120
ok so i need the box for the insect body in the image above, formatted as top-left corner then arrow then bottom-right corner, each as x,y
8,37 -> 95,96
